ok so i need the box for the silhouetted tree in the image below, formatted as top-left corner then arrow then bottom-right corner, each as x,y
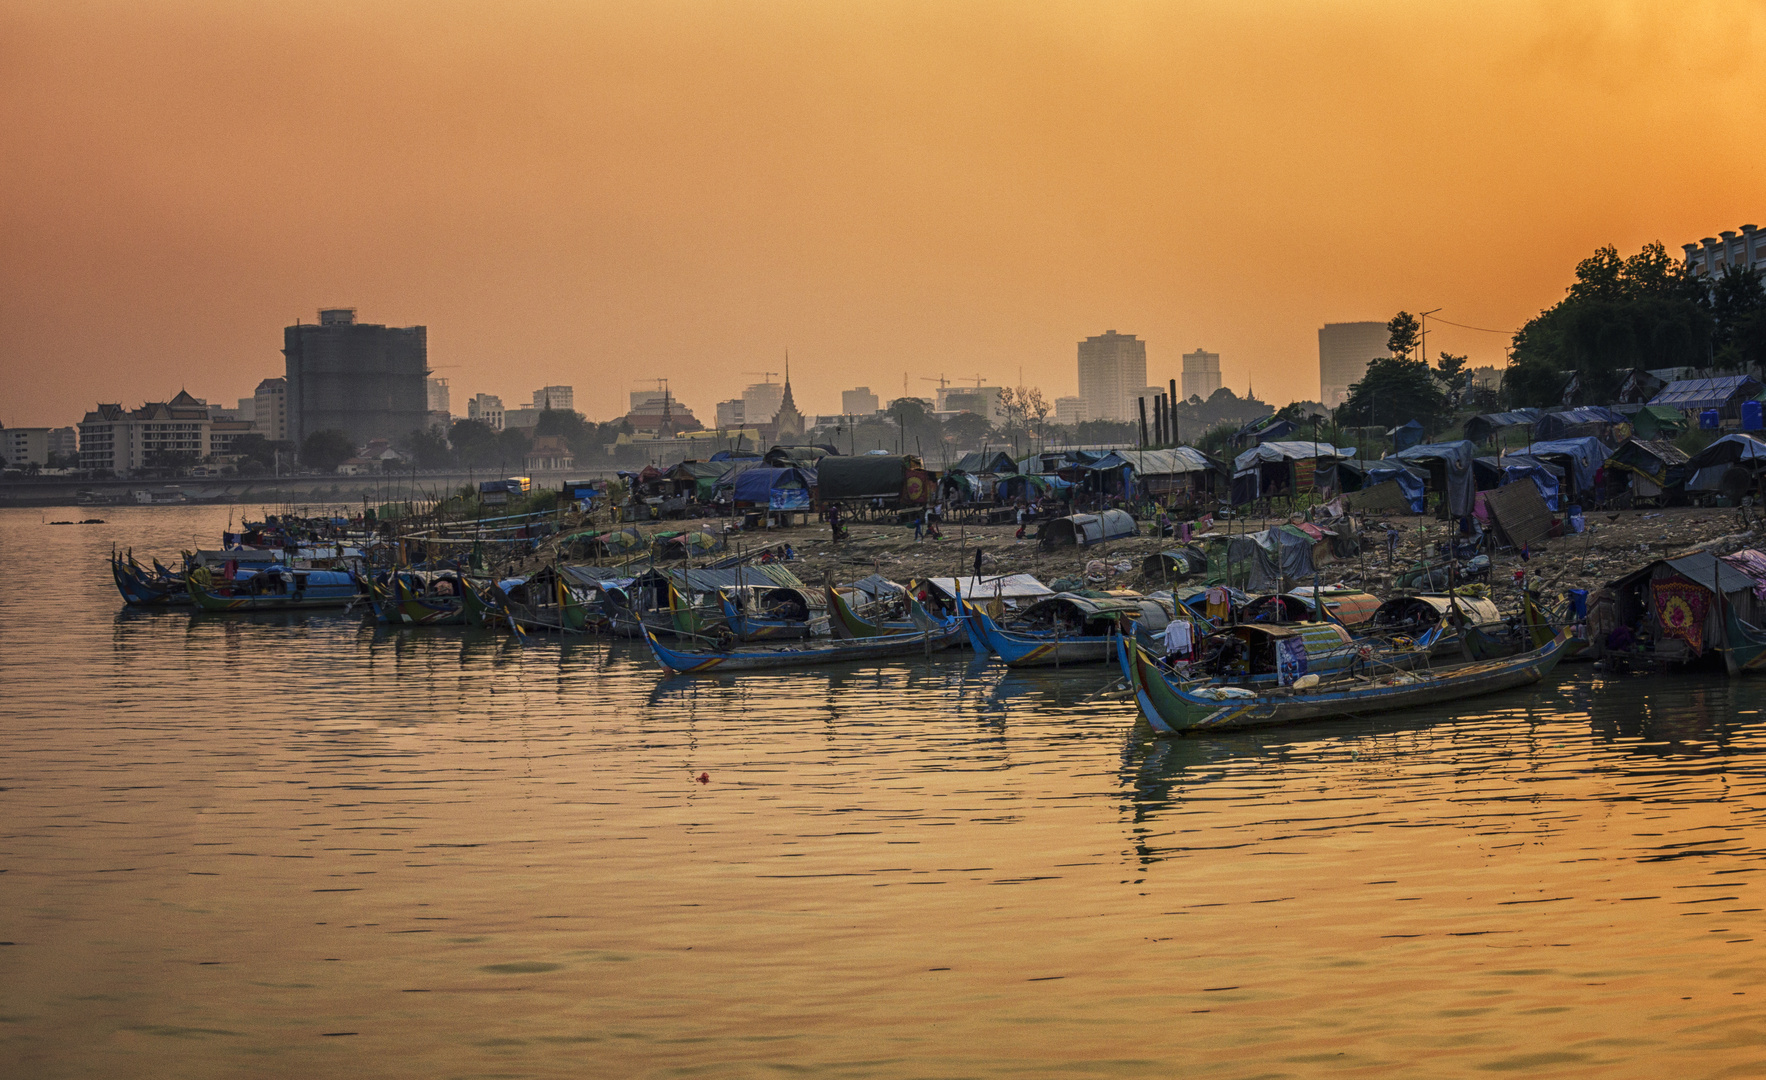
299,429 -> 355,474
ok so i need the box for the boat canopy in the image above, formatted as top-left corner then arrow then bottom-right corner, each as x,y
1244,589 -> 1381,626
925,574 -> 1055,602
1372,594 -> 1502,628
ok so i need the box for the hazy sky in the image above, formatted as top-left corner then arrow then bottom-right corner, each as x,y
3,1 -> 1764,428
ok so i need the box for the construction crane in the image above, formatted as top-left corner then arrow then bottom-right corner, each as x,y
742,371 -> 779,383
920,375 -> 950,389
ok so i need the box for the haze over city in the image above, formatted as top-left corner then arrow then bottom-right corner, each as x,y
4,1 -> 1763,428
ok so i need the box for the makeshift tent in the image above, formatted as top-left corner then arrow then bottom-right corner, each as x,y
664,461 -> 730,500
1517,438 -> 1612,493
815,456 -> 910,501
1649,375 -> 1764,416
1039,509 -> 1138,548
1629,405 -> 1687,441
1683,433 -> 1766,496
1604,550 -> 1766,661
1393,440 -> 1478,516
1231,441 -> 1351,503
708,448 -> 763,462
731,466 -> 816,510
1533,406 -> 1625,442
1605,438 -> 1690,498
1200,533 -> 1281,592
1390,420 -> 1426,451
949,450 -> 1018,475
1091,447 -> 1223,498
1496,455 -> 1562,510
995,472 -> 1071,501
764,445 -> 838,468
1358,463 -> 1427,513
1463,409 -> 1543,445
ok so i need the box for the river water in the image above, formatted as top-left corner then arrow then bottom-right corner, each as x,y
4,505 -> 1766,1078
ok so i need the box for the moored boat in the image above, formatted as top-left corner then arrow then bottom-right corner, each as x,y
1117,628 -> 1574,735
963,594 -> 1147,666
186,566 -> 363,612
642,621 -> 964,674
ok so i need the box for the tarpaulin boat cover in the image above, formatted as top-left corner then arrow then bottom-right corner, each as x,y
816,455 -> 908,500
1393,440 -> 1478,516
1518,438 -> 1613,493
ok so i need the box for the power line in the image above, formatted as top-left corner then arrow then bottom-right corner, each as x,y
1429,315 -> 1513,335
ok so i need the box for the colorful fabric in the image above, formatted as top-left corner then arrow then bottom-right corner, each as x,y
1653,581 -> 1709,653
1277,636 -> 1308,685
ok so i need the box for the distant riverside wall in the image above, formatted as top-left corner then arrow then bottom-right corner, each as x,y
0,468 -> 620,508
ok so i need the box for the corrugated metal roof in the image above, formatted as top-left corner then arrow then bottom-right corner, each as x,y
1663,550 -> 1760,596
1648,375 -> 1761,410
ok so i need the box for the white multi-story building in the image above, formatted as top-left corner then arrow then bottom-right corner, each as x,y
77,391 -> 217,475
427,377 -> 451,416
1077,330 -> 1147,422
842,386 -> 880,416
3,427 -> 50,467
467,394 -> 505,431
1181,348 -> 1222,401
253,377 -> 288,442
1318,322 -> 1393,408
1054,396 -> 1088,426
1683,225 -> 1766,277
532,385 -> 573,411
715,399 -> 746,429
48,427 -> 78,460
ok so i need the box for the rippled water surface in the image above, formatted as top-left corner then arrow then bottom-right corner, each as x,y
6,506 -> 1766,1078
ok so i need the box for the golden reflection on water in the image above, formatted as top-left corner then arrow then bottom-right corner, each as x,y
5,507 -> 1766,1078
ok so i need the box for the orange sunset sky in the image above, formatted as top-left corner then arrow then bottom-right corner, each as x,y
2,1 -> 1763,429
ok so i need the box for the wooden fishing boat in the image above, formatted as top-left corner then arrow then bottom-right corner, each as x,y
642,621 -> 964,674
111,550 -> 188,606
826,586 -> 956,640
718,586 -> 819,641
1117,628 -> 1575,735
364,570 -> 469,626
186,567 -> 362,612
963,594 -> 1143,666
1724,606 -> 1766,676
1146,621 -> 1438,686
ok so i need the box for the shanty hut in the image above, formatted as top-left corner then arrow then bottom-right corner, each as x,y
1231,441 -> 1352,504
764,444 -> 838,468
730,466 -> 817,511
1515,438 -> 1613,495
1601,550 -> 1766,665
1604,438 -> 1690,503
1627,405 -> 1688,441
1390,419 -> 1426,451
1039,509 -> 1138,548
995,471 -> 1073,503
1463,409 -> 1544,446
1649,375 -> 1765,422
1533,406 -> 1626,443
664,460 -> 730,501
1392,440 -> 1479,516
949,450 -> 1018,476
1091,447 -> 1224,504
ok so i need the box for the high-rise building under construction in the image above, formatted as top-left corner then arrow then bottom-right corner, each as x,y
284,308 -> 428,446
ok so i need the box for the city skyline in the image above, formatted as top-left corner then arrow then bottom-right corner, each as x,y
4,3 -> 1764,428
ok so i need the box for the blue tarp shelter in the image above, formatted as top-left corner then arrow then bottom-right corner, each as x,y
1390,420 -> 1426,451
1392,440 -> 1478,516
1533,406 -> 1625,441
1517,438 -> 1612,494
1649,375 -> 1764,416
732,466 -> 817,510
1362,463 -> 1427,513
1464,409 -> 1543,444
1497,455 -> 1563,511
